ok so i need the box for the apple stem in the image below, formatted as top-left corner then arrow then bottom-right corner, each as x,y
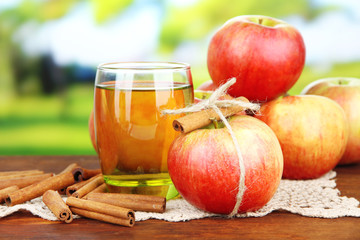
245,109 -> 255,116
210,118 -> 219,129
259,18 -> 263,25
339,79 -> 344,85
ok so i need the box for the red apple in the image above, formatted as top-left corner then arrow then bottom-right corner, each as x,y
256,95 -> 349,179
207,15 -> 306,101
194,90 -> 213,102
194,80 -> 235,103
194,97 -> 202,104
168,115 -> 283,214
301,77 -> 360,165
197,80 -> 217,91
88,108 -> 97,151
194,80 -> 216,103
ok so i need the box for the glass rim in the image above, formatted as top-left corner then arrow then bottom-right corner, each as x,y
97,61 -> 191,71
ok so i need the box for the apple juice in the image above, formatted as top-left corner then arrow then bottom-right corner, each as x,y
94,81 -> 193,198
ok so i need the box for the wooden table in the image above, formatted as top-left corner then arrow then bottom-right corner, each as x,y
0,156 -> 359,240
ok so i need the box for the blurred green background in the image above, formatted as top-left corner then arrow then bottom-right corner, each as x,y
1,0 -> 359,155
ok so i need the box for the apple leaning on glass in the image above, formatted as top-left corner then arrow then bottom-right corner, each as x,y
167,115 -> 283,214
207,15 -> 305,101
197,80 -> 217,92
301,77 -> 360,165
194,80 -> 217,103
256,95 -> 349,179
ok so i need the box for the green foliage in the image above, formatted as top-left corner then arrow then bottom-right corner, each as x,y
290,61 -> 360,95
0,0 -> 358,155
0,0 -> 83,111
39,0 -> 81,21
1,62 -> 359,155
0,118 -> 96,155
0,0 -> 81,23
0,84 -> 96,155
192,61 -> 360,94
159,0 -> 311,52
91,0 -> 133,23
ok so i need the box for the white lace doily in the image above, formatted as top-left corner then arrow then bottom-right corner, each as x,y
1,171 -> 359,222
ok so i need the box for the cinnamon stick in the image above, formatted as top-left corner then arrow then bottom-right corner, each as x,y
42,190 -> 73,223
0,173 -> 54,190
0,186 -> 19,203
67,197 -> 134,219
72,175 -> 103,198
58,165 -> 90,195
0,170 -> 44,178
67,167 -> 84,182
173,96 -> 250,133
66,178 -> 92,196
0,172 -> 42,180
87,183 -> 107,195
58,163 -> 79,175
81,168 -> 102,180
86,192 -> 166,213
5,165 -> 83,206
58,164 -> 100,182
59,164 -> 86,195
66,197 -> 134,227
58,188 -> 67,195
70,207 -> 134,227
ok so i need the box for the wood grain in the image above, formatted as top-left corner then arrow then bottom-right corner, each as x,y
0,156 -> 359,240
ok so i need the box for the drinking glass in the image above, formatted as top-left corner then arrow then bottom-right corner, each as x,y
94,62 -> 193,199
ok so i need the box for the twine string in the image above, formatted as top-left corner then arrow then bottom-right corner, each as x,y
162,78 -> 260,115
162,78 -> 260,217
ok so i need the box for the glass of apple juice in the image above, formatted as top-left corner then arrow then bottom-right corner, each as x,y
94,62 -> 193,199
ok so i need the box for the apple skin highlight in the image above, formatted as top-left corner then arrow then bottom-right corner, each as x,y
167,115 -> 283,214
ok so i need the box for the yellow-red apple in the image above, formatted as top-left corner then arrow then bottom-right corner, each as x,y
256,95 -> 349,179
301,77 -> 360,165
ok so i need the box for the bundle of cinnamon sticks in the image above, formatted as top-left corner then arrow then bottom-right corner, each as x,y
0,163 -> 167,227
